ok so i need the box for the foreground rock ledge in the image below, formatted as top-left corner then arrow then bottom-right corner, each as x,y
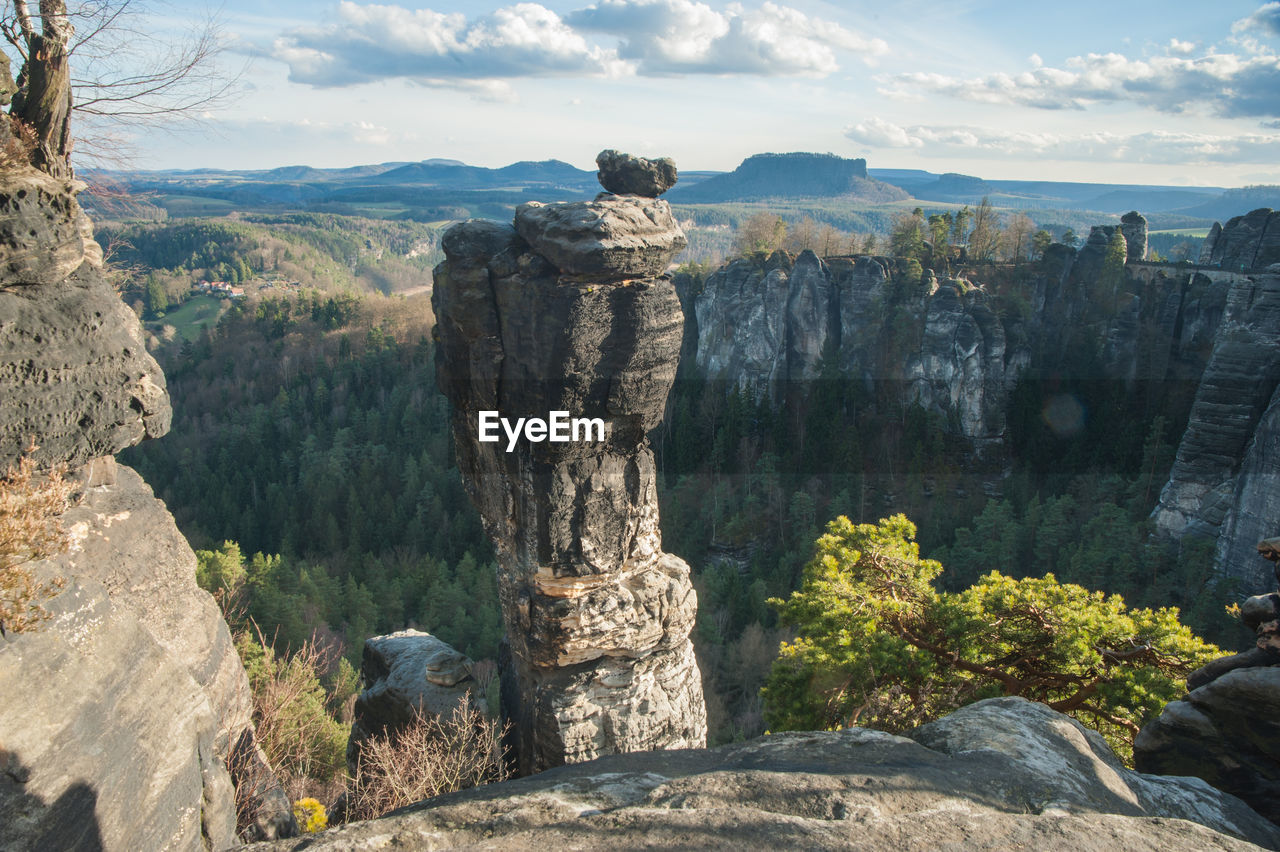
432,172 -> 705,774
250,698 -> 1280,851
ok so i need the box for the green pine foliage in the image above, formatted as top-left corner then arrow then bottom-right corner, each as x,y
765,515 -> 1223,762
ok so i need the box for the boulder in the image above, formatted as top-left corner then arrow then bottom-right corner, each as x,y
513,196 -> 686,279
251,697 -> 1280,851
348,630 -> 484,772
1136,667 -> 1280,827
595,149 -> 677,197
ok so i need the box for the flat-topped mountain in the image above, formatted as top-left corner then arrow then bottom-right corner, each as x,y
669,152 -> 904,203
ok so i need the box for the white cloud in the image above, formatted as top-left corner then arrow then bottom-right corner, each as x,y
1166,38 -> 1195,56
883,48 -> 1280,119
1234,2 -> 1280,37
565,0 -> 888,76
270,0 -> 882,88
844,120 -> 1280,165
272,2 -> 628,87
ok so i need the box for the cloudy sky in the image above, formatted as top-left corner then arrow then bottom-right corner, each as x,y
98,0 -> 1280,184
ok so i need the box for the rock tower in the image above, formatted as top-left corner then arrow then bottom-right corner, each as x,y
432,151 -> 706,774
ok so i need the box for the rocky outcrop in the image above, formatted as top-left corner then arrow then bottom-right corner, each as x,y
253,697 -> 1280,851
0,170 -> 170,470
1153,273 -> 1280,572
0,465 -> 253,851
1200,208 -> 1280,270
693,251 -> 1009,444
0,166 -> 291,847
432,153 -> 705,775
1135,545 -> 1280,824
514,196 -> 685,278
1136,667 -> 1280,827
348,630 -> 485,772
1121,210 -> 1149,263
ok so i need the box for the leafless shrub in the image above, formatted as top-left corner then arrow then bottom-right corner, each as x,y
0,116 -> 36,169
347,701 -> 509,822
0,443 -> 72,635
237,623 -> 349,804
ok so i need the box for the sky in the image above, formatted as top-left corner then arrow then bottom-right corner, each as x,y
70,0 -> 1280,185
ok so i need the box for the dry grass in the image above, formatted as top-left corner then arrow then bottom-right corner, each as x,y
347,701 -> 509,822
0,445 -> 72,635
0,118 -> 37,171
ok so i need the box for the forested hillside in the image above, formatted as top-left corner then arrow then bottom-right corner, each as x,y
97,214 -> 444,322
121,291 -> 502,663
124,251 -> 1246,746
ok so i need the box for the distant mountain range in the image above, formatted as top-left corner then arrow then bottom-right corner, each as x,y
868,169 -> 1229,215
667,153 -> 905,203
85,153 -> 1268,225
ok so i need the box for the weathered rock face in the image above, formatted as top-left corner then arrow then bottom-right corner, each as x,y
348,630 -> 485,772
0,465 -> 255,851
1201,208 -> 1280,270
1121,210 -> 1149,263
1153,273 -> 1280,571
253,697 -> 1280,851
1136,667 -> 1280,827
514,197 -> 686,279
0,167 -> 291,847
432,164 -> 706,775
908,281 -> 1008,442
0,170 -> 170,471
595,149 -> 677,197
1213,386 -> 1280,591
692,251 -> 1009,444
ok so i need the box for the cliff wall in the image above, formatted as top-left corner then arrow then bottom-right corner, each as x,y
0,168 -> 289,848
688,218 -> 1280,591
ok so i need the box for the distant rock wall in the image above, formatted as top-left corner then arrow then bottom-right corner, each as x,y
1152,273 -> 1280,579
687,219 -> 1280,592
1199,208 -> 1280,270
693,250 -> 1011,446
432,157 -> 706,775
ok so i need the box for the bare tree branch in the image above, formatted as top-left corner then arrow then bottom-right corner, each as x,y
3,0 -> 239,170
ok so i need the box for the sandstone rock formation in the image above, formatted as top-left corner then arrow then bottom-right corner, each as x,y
1121,210 -> 1149,263
691,250 -> 1009,445
348,630 -> 486,773
1136,545 -> 1280,824
1152,271 -> 1280,584
0,167 -> 292,847
432,154 -> 706,775
253,697 -> 1280,851
595,149 -> 676,197
1136,666 -> 1280,830
0,170 -> 170,470
1199,208 -> 1280,270
1213,387 -> 1280,590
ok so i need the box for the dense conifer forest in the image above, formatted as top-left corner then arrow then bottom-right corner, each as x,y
122,241 -> 1246,744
